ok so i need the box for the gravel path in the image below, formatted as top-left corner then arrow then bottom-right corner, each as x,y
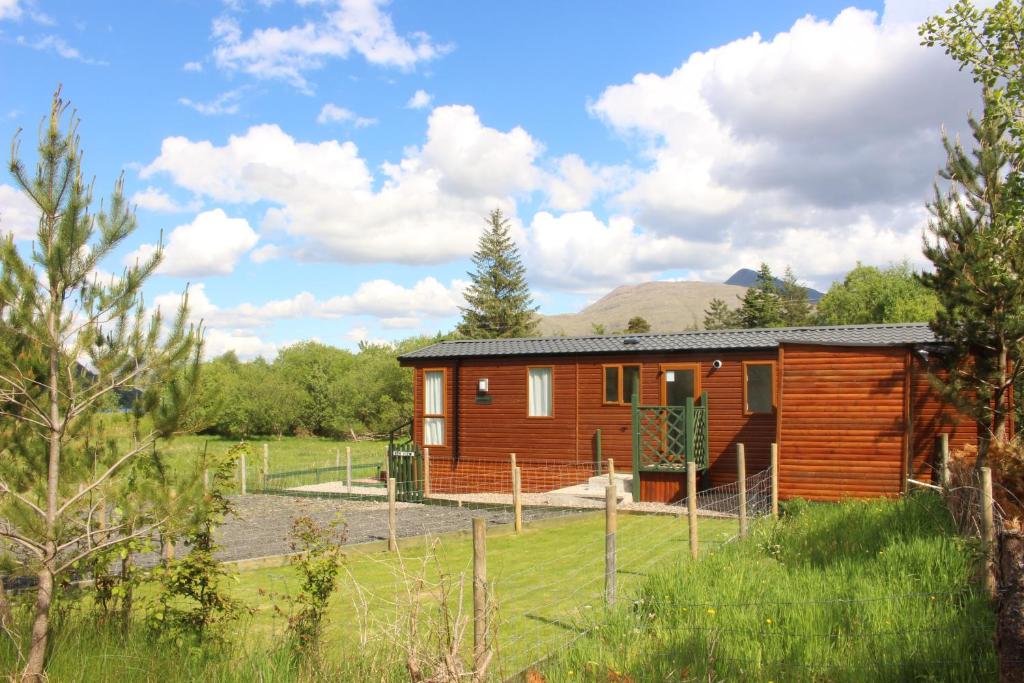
212,494 -> 585,563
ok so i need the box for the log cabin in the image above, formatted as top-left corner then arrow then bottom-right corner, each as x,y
397,323 -> 987,503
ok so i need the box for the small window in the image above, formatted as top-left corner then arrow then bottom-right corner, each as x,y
603,365 -> 641,405
528,367 -> 553,417
424,369 -> 446,445
744,362 -> 775,414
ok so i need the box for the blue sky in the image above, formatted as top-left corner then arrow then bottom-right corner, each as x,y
0,0 -> 978,357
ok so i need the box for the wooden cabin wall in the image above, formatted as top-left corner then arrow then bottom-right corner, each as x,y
411,350 -> 778,499
910,361 -> 979,481
778,345 -> 907,500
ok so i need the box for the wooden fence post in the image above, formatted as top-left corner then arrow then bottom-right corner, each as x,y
472,517 -> 488,674
607,457 -> 615,487
687,460 -> 698,560
513,466 -> 523,533
203,468 -> 210,494
938,433 -> 950,489
981,466 -> 996,596
737,443 -> 747,538
346,446 -> 353,494
387,477 -> 398,552
423,447 -> 431,497
240,451 -> 247,495
605,484 -> 617,605
262,443 -> 269,491
163,488 -> 176,564
770,442 -> 779,519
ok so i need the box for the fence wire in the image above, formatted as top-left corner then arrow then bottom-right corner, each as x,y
669,466 -> 773,519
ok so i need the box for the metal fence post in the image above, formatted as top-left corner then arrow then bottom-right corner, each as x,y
262,443 -> 269,491
423,447 -> 431,497
737,443 -> 747,538
346,446 -> 353,494
240,451 -> 247,495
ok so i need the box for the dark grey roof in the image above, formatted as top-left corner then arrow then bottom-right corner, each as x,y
398,323 -> 937,361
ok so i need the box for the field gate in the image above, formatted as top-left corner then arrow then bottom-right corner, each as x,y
387,419 -> 424,502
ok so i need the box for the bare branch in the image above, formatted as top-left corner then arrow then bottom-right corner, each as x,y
56,517 -> 167,574
0,481 -> 46,519
55,432 -> 158,518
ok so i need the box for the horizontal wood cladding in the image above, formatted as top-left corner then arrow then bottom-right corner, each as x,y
411,350 -> 779,503
779,345 -> 907,501
910,360 -> 979,482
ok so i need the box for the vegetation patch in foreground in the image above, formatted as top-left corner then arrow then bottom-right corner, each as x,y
539,494 -> 994,682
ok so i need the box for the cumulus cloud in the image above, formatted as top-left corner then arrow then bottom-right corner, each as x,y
316,103 -> 376,127
544,154 -> 625,212
128,209 -> 259,277
211,0 -> 451,92
249,244 -> 282,263
130,187 -> 202,213
0,184 -> 38,240
406,89 -> 432,109
0,0 -> 21,20
183,60 -> 203,72
142,105 -> 539,263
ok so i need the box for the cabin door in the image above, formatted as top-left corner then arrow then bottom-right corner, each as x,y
660,364 -> 700,458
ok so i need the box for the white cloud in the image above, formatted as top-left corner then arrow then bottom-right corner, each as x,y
0,0 -> 21,20
316,102 -> 376,127
130,187 -> 202,213
583,3 -> 977,276
406,89 -> 432,109
0,184 -> 38,240
16,34 -> 104,64
142,105 -> 539,264
128,209 -> 259,277
183,61 -> 204,72
179,88 -> 244,116
204,328 -> 277,359
211,0 -> 451,92
544,154 -> 624,212
250,244 -> 282,263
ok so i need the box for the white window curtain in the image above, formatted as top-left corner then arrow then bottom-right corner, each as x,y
424,371 -> 445,445
528,367 -> 552,417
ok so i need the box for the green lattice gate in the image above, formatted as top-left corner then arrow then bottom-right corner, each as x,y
631,391 -> 709,502
387,420 -> 424,502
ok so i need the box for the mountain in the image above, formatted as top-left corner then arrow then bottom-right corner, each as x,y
537,281 -> 749,336
724,268 -> 824,302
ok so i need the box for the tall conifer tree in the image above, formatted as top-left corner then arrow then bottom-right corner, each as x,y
779,267 -> 812,327
737,263 -> 785,328
1,91 -> 201,678
457,209 -> 538,338
921,97 -> 1024,467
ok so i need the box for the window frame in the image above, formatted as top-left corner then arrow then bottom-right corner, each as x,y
659,363 -> 702,405
742,360 -> 777,416
526,365 -> 554,418
602,363 -> 642,406
422,367 -> 448,446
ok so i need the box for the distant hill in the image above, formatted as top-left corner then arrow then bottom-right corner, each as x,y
724,268 -> 824,303
537,281 -> 749,336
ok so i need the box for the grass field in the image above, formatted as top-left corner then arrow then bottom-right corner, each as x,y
3,510 -> 737,681
539,493 -> 995,682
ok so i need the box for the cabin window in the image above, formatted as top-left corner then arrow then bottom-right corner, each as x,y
603,365 -> 641,405
423,369 -> 446,445
743,361 -> 776,414
527,367 -> 553,417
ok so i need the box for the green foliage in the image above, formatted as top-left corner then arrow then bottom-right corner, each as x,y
737,263 -> 785,328
920,97 -> 1024,455
815,262 -> 941,325
543,495 -> 994,682
702,297 -> 741,330
625,316 -> 651,333
457,208 -> 538,338
280,516 -> 346,660
147,443 -> 248,646
778,266 -> 812,326
590,323 -> 607,335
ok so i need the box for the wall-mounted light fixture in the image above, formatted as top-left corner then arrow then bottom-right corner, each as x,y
478,378 -> 489,393
712,359 -> 723,370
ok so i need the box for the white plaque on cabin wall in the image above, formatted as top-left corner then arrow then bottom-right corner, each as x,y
666,371 -> 675,382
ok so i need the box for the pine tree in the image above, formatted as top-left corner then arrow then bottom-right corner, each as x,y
457,209 -> 538,338
626,316 -> 651,333
779,266 -> 812,327
1,90 -> 201,678
737,263 -> 784,328
920,95 -> 1024,468
703,298 -> 741,330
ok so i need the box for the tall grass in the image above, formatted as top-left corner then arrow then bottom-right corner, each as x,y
539,493 -> 995,682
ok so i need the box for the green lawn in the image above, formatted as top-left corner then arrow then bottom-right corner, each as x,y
13,511 -> 737,681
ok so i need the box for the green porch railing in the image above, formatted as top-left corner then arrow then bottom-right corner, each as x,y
631,391 -> 709,502
387,419 -> 424,503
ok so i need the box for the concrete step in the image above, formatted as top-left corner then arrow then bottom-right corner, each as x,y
587,472 -> 633,495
